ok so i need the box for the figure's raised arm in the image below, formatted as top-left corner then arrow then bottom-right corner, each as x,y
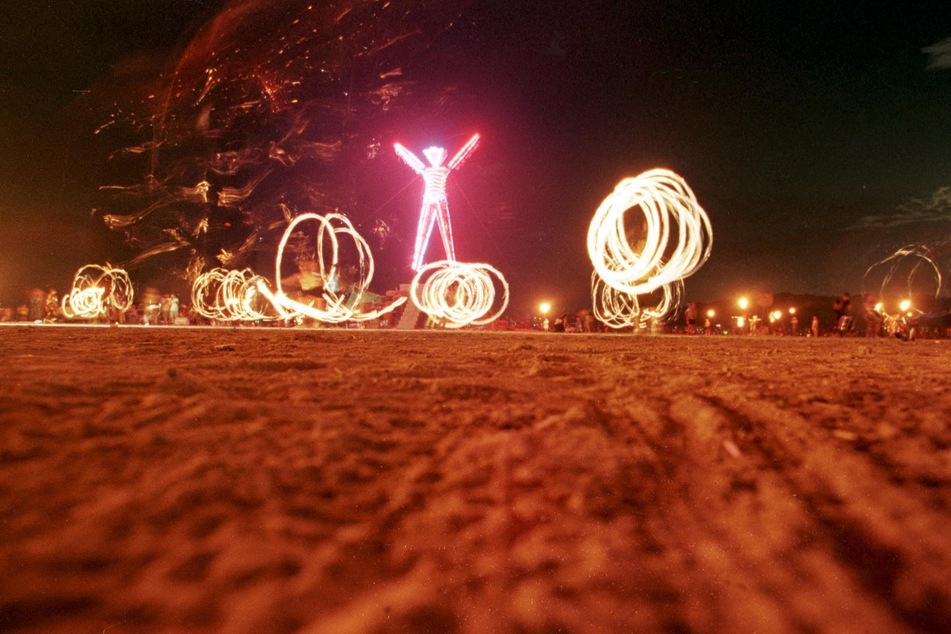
394,143 -> 426,175
447,133 -> 480,171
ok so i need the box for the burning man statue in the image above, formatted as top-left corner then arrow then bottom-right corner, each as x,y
394,134 -> 480,271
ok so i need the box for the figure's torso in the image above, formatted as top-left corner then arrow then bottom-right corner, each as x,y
422,167 -> 449,202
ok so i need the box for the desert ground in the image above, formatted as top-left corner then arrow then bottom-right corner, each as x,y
0,325 -> 949,633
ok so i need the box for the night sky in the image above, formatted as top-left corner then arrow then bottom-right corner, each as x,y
1,0 -> 950,316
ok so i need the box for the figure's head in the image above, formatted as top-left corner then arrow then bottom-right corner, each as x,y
422,146 -> 447,167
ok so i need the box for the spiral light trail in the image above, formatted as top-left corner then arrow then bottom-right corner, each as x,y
410,260 -> 509,329
590,272 -> 641,329
588,169 -> 711,295
61,265 -> 134,319
189,213 -> 405,324
864,244 -> 943,316
268,212 -> 406,323
587,169 -> 711,328
191,267 -> 273,322
591,273 -> 683,329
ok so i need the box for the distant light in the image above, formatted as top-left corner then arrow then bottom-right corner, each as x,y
788,307 -> 796,314
900,299 -> 912,312
738,296 -> 749,311
706,309 -> 715,318
539,301 -> 551,315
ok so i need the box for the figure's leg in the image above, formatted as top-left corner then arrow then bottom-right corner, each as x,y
435,199 -> 455,262
412,203 -> 439,271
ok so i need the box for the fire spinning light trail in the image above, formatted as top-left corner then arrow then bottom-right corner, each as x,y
191,268 -> 273,322
587,169 -> 711,327
864,244 -> 944,312
588,169 -> 712,295
410,259 -> 509,329
61,265 -> 134,319
394,133 -> 480,270
268,212 -> 406,323
591,273 -> 683,329
94,0 -> 473,280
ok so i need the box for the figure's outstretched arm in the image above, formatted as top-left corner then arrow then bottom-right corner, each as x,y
447,133 -> 480,171
394,143 -> 426,175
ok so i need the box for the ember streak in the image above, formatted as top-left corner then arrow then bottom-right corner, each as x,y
96,0 -> 473,282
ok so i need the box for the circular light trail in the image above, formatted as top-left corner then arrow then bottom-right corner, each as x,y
587,168 -> 712,297
189,213 -> 405,324
61,264 -> 134,319
591,272 -> 683,329
864,244 -> 943,318
410,260 -> 509,329
269,212 -> 406,323
587,169 -> 711,329
590,272 -> 640,329
191,267 -> 272,322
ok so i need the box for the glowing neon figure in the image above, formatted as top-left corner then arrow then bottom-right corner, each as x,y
394,133 -> 480,270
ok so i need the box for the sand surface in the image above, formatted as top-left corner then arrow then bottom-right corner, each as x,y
1,326 -> 949,633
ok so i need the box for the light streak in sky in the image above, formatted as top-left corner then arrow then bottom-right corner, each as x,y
586,169 -> 711,328
267,212 -> 406,323
61,265 -> 134,319
924,36 -> 951,70
94,0 -> 472,279
410,259 -> 509,329
394,133 -> 480,270
852,185 -> 951,228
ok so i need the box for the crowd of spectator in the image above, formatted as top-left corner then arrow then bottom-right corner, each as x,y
3,286 -> 950,339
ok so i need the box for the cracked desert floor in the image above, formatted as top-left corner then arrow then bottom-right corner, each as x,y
1,326 -> 949,633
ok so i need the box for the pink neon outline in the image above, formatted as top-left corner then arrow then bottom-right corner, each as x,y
394,133 -> 480,271
448,133 -> 480,171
